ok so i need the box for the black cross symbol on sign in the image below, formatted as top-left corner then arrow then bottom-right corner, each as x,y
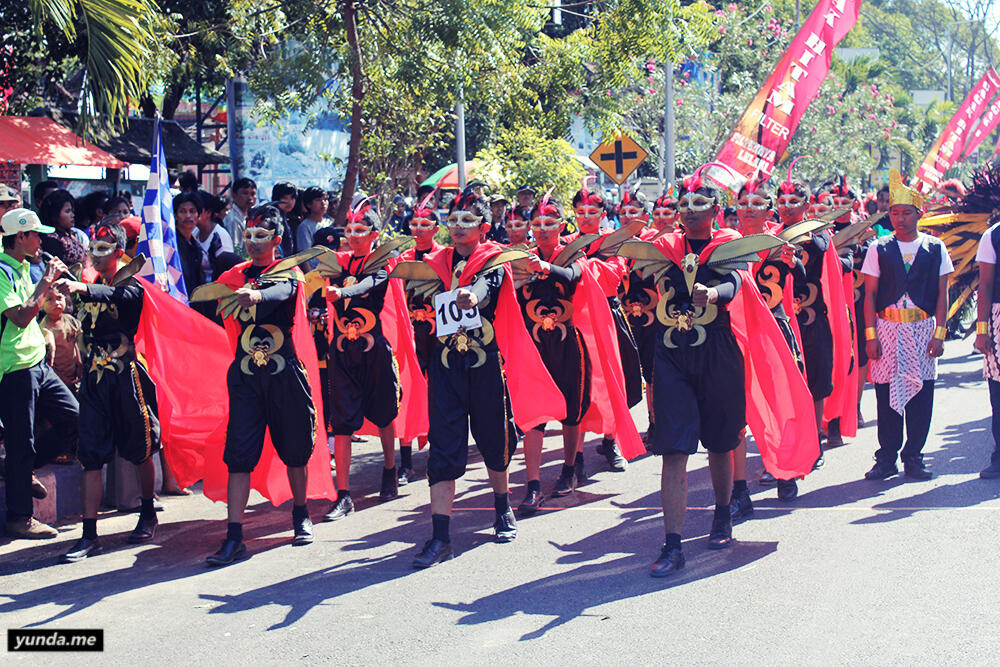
600,140 -> 638,175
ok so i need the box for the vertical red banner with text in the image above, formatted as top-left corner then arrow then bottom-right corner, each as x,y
916,67 -> 1000,192
708,0 -> 861,189
962,89 -> 1000,159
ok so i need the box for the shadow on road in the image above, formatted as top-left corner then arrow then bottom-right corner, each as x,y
0,502 -> 306,625
435,515 -> 777,640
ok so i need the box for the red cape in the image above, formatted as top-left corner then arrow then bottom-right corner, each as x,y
329,250 -> 429,443
190,260 -> 336,504
820,240 -> 858,437
538,246 -> 643,459
424,242 -> 565,430
656,229 -> 820,478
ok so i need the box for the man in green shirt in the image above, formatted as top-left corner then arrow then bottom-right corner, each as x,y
1,208 -> 80,539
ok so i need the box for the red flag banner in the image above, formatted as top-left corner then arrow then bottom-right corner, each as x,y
708,0 -> 861,189
962,90 -> 1000,158
916,67 -> 1000,192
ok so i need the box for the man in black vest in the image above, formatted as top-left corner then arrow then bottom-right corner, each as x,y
861,170 -> 952,480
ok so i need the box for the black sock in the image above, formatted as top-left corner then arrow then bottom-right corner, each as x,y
140,496 -> 156,520
383,465 -> 396,476
733,479 -> 748,495
431,513 -> 450,543
82,518 -> 98,540
574,451 -> 584,464
337,489 -> 351,501
400,446 -> 412,469
714,504 -> 730,522
226,522 -> 243,542
561,463 -> 574,477
664,532 -> 682,551
494,492 -> 510,514
292,504 -> 308,522
527,479 -> 540,492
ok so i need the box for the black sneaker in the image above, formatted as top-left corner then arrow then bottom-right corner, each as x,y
759,471 -> 777,487
902,457 -> 932,480
323,494 -> 354,521
981,459 -> 1000,479
551,466 -> 577,497
574,453 -> 588,483
864,460 -> 898,480
292,514 -> 314,546
59,537 -> 102,563
494,508 -> 517,543
397,466 -> 413,486
812,451 -> 825,471
776,479 -> 798,501
729,487 -> 754,522
517,487 -> 544,517
596,438 -> 628,472
707,515 -> 733,550
650,544 -> 685,578
826,419 -> 844,447
127,515 -> 158,543
379,466 -> 399,501
206,538 -> 247,567
412,538 -> 453,569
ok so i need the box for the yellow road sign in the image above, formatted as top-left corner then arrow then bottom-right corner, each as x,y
590,134 -> 648,184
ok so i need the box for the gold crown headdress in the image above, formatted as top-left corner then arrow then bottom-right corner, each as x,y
889,168 -> 924,210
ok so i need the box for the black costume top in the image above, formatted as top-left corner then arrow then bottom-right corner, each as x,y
78,275 -> 144,367
656,237 -> 740,348
233,264 -> 299,376
329,254 -> 389,346
754,251 -> 806,321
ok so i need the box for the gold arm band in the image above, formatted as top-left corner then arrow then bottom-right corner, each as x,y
864,327 -> 878,341
978,321 -> 990,335
933,326 -> 947,340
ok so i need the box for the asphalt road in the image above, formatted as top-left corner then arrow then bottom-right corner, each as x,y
3,342 -> 1000,664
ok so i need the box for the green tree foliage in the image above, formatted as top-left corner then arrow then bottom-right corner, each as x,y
474,126 -> 586,205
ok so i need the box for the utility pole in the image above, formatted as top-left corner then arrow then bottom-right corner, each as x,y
456,84 -> 467,192
661,62 -> 676,190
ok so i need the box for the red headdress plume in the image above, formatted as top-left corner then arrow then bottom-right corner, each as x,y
682,162 -> 737,193
779,156 -> 808,194
744,170 -> 765,195
346,196 -> 374,225
413,187 -> 438,218
537,185 -> 558,217
655,184 -> 677,208
578,174 -> 600,206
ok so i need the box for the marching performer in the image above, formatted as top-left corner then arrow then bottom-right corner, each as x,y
862,170 -> 952,481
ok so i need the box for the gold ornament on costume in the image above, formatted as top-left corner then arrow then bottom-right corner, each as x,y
889,168 -> 924,210
623,288 -> 658,327
333,307 -> 377,352
239,324 -> 286,375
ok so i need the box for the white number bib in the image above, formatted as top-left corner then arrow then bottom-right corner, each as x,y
434,289 -> 483,337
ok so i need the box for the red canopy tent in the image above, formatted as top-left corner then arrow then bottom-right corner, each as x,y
0,116 -> 127,168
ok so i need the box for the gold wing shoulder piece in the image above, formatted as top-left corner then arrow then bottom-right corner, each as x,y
509,258 -> 536,289
264,247 -> 326,276
111,254 -> 147,286
388,261 -> 444,300
303,271 -> 327,300
552,233 -> 601,268
479,249 -> 532,274
365,236 -> 415,274
705,234 -> 784,270
596,220 -> 645,257
616,240 -> 674,281
188,281 -> 236,303
777,219 -> 832,245
312,249 -> 345,279
831,218 -> 876,250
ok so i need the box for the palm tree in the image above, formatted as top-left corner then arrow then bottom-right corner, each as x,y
29,0 -> 160,128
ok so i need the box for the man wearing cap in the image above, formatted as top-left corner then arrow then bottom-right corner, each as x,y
861,170 -> 953,481
514,185 -> 536,221
488,194 -> 510,243
0,184 -> 22,218
0,209 -> 80,539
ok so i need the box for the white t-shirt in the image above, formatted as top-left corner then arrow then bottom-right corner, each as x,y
194,224 -> 234,282
975,222 -> 1000,264
861,234 -> 954,309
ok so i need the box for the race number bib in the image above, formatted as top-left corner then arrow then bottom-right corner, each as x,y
434,289 -> 483,337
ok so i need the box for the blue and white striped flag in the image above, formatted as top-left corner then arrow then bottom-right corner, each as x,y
137,116 -> 188,302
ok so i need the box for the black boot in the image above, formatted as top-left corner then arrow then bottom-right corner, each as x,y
379,466 -> 399,501
324,493 -> 354,521
596,437 -> 628,472
729,485 -> 753,521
